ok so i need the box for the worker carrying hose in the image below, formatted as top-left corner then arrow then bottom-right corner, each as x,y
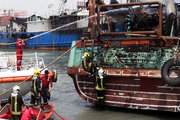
30,70 -> 42,107
16,38 -> 27,71
8,85 -> 24,120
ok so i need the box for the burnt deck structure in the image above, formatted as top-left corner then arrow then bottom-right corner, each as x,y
67,0 -> 180,112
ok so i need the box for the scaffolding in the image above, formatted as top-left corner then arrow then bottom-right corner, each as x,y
0,10 -> 27,26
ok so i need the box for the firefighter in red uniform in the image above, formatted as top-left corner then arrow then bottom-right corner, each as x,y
40,70 -> 53,106
16,38 -> 27,71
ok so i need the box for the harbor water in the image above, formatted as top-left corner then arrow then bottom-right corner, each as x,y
1,48 -> 180,120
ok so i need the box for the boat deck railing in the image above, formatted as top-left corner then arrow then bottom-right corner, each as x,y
0,52 -> 45,71
0,104 -> 10,116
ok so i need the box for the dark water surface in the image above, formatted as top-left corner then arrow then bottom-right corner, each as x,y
1,48 -> 180,120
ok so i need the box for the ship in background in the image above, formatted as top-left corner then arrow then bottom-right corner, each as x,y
0,0 -> 89,50
67,0 -> 180,112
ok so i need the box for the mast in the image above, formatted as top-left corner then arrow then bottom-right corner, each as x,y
62,0 -> 65,15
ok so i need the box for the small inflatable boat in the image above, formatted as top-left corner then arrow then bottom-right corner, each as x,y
0,104 -> 54,120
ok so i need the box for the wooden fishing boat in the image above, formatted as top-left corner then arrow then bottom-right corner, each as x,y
0,104 -> 54,120
67,0 -> 180,112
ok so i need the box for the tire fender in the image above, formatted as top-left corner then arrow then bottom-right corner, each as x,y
161,58 -> 180,85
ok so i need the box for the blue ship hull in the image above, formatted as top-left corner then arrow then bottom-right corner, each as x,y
0,29 -> 82,50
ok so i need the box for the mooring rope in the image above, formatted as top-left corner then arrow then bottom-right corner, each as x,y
0,40 -> 82,97
53,110 -> 67,120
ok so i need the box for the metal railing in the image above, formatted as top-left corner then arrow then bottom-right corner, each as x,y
0,52 -> 45,71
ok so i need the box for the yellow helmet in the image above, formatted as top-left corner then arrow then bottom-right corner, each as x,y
83,52 -> 89,57
34,70 -> 40,76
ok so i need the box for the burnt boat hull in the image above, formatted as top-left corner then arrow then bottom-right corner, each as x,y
67,66 -> 180,112
67,36 -> 180,112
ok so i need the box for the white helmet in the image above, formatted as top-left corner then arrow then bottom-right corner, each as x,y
98,68 -> 104,79
13,85 -> 20,94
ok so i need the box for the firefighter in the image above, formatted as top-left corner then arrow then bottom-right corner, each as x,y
16,38 -> 27,71
40,70 -> 53,106
95,67 -> 106,103
8,86 -> 24,120
82,52 -> 96,75
30,70 -> 42,107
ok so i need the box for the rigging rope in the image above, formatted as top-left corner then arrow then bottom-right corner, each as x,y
0,40 -> 82,97
108,43 -> 129,69
175,38 -> 180,55
110,49 -> 129,69
174,38 -> 180,61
